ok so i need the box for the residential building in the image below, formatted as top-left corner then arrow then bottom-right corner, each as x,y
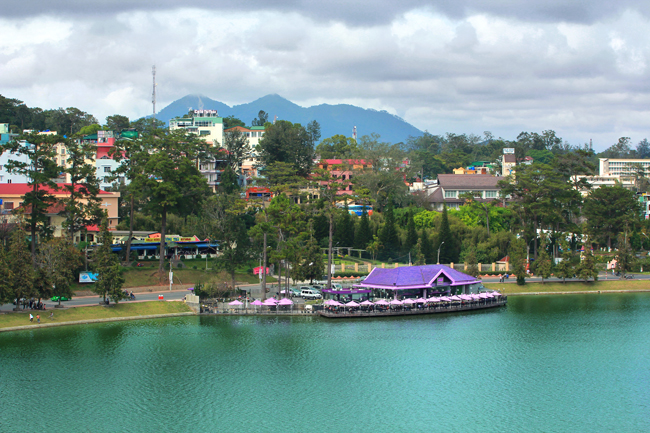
0,183 -> 120,240
427,174 -> 505,211
502,154 -> 516,176
170,110 -> 224,146
599,158 -> 650,177
223,125 -> 266,182
572,175 -> 635,196
315,159 -> 371,195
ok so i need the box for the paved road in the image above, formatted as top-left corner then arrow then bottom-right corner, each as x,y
2,272 -> 645,313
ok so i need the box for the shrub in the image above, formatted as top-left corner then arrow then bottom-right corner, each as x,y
193,265 -> 197,270
177,263 -> 183,268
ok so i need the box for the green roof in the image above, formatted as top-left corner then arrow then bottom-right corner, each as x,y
194,117 -> 222,123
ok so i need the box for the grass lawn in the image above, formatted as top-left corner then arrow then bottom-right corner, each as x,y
0,301 -> 193,329
484,279 -> 650,295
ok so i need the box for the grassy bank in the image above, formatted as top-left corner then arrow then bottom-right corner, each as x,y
484,279 -> 650,295
0,301 -> 193,329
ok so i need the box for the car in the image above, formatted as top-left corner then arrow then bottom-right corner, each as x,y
51,295 -> 72,302
280,288 -> 302,297
300,289 -> 322,300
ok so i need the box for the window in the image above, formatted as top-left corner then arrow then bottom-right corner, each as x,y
0,165 -> 3,170
4,202 -> 13,210
444,190 -> 457,198
61,148 -> 66,155
200,130 -> 210,136
103,166 -> 111,173
485,190 -> 498,198
7,179 -> 11,184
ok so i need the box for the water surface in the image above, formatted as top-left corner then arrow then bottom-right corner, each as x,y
1,293 -> 649,432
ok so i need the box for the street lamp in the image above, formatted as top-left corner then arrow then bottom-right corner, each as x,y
437,241 -> 445,264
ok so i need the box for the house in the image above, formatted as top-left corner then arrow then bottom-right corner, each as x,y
502,154 -> 516,176
315,159 -> 371,195
426,174 -> 505,211
0,183 -> 120,240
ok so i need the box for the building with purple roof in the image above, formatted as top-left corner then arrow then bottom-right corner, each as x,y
355,265 -> 482,298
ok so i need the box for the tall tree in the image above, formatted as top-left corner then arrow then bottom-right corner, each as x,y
223,128 -> 250,171
576,248 -> 598,282
437,204 -> 456,264
316,135 -> 357,159
404,210 -> 418,255
8,227 -> 34,310
0,240 -> 14,306
105,115 -> 130,132
132,129 -> 211,274
36,238 -> 82,307
257,120 -> 315,176
59,136 -> 103,243
420,227 -> 434,264
251,110 -> 269,127
354,207 -> 372,251
92,218 -> 125,303
3,132 -> 61,261
378,201 -> 399,260
583,186 -> 639,250
223,115 -> 245,129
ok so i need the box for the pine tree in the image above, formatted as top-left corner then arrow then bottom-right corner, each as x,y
414,239 -> 425,265
465,248 -> 479,277
509,238 -> 527,285
378,202 -> 399,260
92,218 -> 125,303
554,241 -> 575,283
420,227 -> 433,264
534,244 -> 553,283
8,227 -> 34,310
354,207 -> 372,251
437,204 -> 456,264
0,240 -> 14,306
576,248 -> 599,282
403,210 -> 418,255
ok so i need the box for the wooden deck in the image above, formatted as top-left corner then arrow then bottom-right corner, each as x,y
318,298 -> 507,318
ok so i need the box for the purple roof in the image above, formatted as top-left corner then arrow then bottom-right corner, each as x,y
356,265 -> 479,290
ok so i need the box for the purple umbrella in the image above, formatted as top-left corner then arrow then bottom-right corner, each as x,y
360,300 -> 374,306
403,298 -> 415,304
345,301 -> 360,307
389,299 -> 403,305
228,300 -> 243,306
374,299 -> 389,305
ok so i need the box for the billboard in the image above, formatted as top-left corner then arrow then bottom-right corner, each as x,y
503,148 -> 515,154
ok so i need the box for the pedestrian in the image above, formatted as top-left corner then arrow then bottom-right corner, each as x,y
36,314 -> 40,324
49,312 -> 54,320
29,313 -> 33,322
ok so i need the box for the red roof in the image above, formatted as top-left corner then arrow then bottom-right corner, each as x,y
0,183 -> 112,195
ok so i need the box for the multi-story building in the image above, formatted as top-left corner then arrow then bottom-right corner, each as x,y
170,110 -> 224,146
169,110 -> 266,189
599,158 -> 650,177
427,174 -> 505,211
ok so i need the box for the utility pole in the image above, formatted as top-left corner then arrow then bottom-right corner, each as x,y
437,241 -> 445,265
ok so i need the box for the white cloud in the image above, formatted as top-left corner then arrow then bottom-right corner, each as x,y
2,6 -> 650,150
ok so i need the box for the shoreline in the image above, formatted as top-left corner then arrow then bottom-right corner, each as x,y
0,312 -> 196,333
2,288 -> 650,333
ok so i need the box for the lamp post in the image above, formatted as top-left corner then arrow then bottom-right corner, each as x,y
437,241 -> 445,264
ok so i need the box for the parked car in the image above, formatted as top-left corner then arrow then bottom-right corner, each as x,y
301,289 -> 322,300
281,288 -> 302,297
331,283 -> 343,291
51,295 -> 71,302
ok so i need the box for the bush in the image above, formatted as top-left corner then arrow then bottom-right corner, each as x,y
193,265 -> 197,270
177,263 -> 183,268
516,275 -> 526,285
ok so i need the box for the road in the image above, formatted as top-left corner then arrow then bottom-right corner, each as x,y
1,272 -> 645,312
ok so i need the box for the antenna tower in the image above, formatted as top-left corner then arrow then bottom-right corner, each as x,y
152,65 -> 157,122
353,126 -> 357,141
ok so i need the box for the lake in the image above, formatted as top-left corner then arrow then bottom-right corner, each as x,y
1,293 -> 649,432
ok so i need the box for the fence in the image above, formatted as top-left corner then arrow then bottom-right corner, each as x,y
332,261 -> 510,274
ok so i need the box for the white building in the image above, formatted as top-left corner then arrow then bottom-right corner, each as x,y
599,158 -> 650,177
169,110 -> 224,146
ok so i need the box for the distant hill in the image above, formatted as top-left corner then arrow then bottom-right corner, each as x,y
156,94 -> 423,144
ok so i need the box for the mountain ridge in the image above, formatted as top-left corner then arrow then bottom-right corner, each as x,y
156,94 -> 422,144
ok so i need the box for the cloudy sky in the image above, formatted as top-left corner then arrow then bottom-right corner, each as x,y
2,1 -> 649,150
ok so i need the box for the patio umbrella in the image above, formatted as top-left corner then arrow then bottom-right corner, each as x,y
415,298 -> 427,303
278,297 -> 293,313
427,297 -> 441,303
228,300 -> 243,306
403,298 -> 415,305
329,300 -> 342,306
449,295 -> 462,302
360,300 -> 374,306
374,299 -> 389,305
251,299 -> 263,312
389,299 -> 403,306
439,296 -> 451,302
345,301 -> 360,307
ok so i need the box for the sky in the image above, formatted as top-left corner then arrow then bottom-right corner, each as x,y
1,1 -> 650,151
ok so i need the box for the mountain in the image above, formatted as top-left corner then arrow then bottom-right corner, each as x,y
156,94 -> 423,144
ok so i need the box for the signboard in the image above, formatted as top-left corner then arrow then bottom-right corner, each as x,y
144,235 -> 200,243
79,272 -> 98,283
503,148 -> 515,154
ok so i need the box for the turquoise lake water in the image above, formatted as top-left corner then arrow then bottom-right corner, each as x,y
1,293 -> 649,432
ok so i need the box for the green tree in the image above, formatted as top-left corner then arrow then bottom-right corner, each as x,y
421,227 -> 434,264
378,201 -> 399,260
223,128 -> 249,170
509,238 -> 527,285
354,207 -> 372,251
219,166 -> 240,195
92,218 -> 125,303
8,227 -> 35,310
296,228 -> 325,283
316,135 -> 357,159
60,136 -> 103,243
251,110 -> 268,127
223,115 -> 245,129
335,204 -> 355,248
576,248 -> 599,282
554,242 -> 575,283
132,129 -> 211,274
414,238 -> 425,265
583,186 -> 639,250
0,241 -> 14,305
3,132 -> 61,261
367,235 -> 382,261
257,120 -> 315,176
105,114 -> 130,132
615,233 -> 635,277
533,243 -> 553,283
437,204 -> 456,263
36,238 -> 83,307
403,210 -> 418,255
465,248 -> 479,277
